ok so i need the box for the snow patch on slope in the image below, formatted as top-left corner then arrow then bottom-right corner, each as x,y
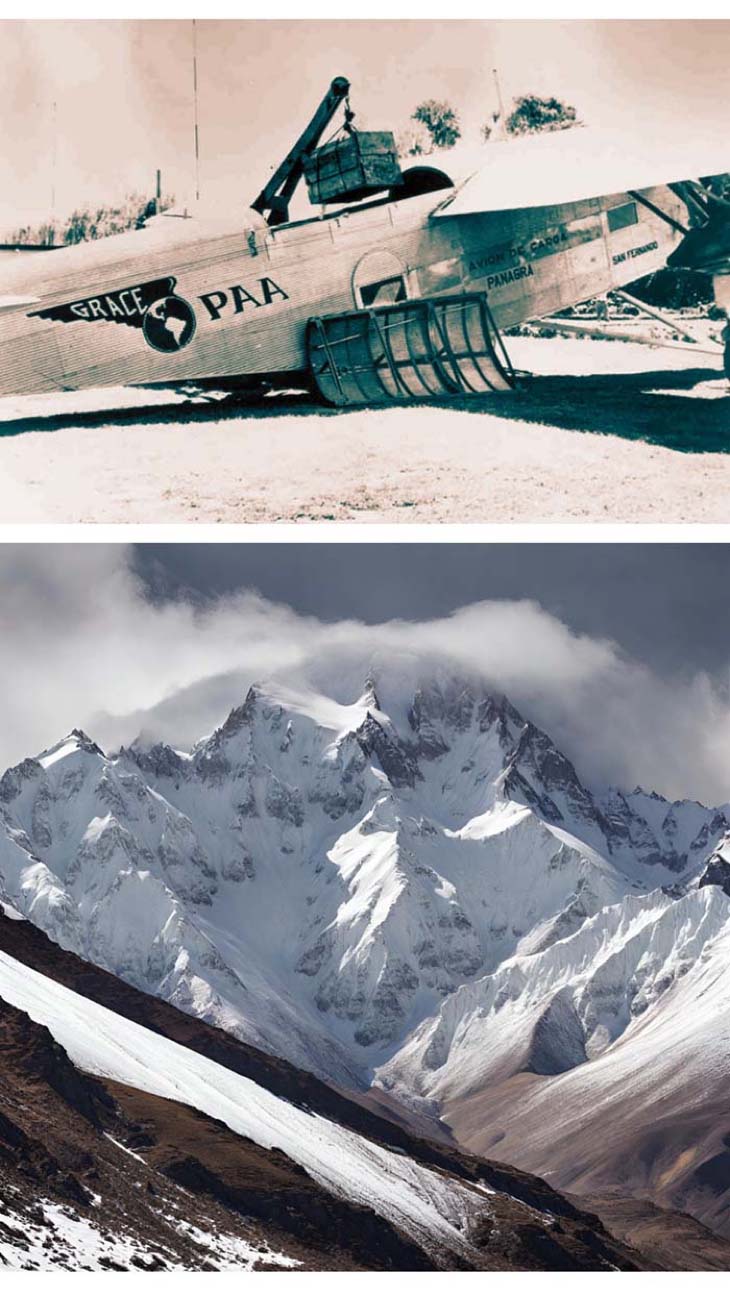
0,949 -> 490,1257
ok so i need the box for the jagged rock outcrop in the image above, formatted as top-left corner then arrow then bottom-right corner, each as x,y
1,669 -> 728,1104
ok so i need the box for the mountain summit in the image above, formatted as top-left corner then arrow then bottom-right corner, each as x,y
2,669 -> 729,1238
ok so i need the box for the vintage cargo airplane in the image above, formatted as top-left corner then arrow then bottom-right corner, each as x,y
1,76 -> 729,407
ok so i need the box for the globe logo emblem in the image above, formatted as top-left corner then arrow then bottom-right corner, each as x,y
143,294 -> 196,352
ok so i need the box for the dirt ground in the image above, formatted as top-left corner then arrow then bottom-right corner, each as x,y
0,335 -> 728,524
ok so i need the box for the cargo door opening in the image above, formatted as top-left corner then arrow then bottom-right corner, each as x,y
353,250 -> 409,310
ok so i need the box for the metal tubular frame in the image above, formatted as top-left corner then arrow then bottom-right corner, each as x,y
305,291 -> 515,407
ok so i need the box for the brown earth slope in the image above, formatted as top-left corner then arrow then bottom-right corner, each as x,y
0,910 -> 643,1271
574,1195 -> 730,1273
0,995 -> 430,1271
447,1056 -> 730,1253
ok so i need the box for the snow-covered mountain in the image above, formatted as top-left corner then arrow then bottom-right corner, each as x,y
2,668 -> 730,1236
0,904 -> 641,1272
439,881 -> 730,1242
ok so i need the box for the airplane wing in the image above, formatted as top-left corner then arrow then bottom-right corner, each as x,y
432,127 -> 730,216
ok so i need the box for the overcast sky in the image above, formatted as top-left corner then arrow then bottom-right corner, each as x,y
2,18 -> 729,233
133,543 -> 730,678
1,543 -> 729,806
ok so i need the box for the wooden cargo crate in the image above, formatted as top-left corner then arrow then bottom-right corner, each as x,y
303,131 -> 403,205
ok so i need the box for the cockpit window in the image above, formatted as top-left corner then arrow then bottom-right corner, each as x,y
607,201 -> 639,233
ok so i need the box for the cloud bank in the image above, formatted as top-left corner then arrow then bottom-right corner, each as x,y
0,545 -> 728,806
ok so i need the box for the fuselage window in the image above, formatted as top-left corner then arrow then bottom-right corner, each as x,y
607,201 -> 639,233
359,276 -> 407,308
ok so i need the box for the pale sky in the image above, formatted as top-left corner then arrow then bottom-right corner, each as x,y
1,18 -> 729,235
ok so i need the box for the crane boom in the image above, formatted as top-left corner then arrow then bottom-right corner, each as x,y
251,76 -> 351,226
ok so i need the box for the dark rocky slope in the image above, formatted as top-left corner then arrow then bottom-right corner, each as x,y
0,910 -> 641,1271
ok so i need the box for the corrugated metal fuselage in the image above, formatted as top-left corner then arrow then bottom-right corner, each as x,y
0,185 -> 685,397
